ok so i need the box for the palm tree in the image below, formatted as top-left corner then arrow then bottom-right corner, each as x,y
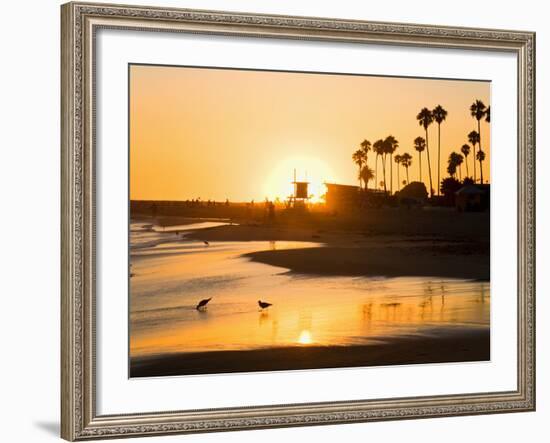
360,139 -> 371,172
417,108 -> 435,197
432,105 -> 448,196
413,136 -> 426,183
360,165 -> 375,190
394,154 -> 402,192
476,150 -> 486,184
401,152 -> 413,184
447,152 -> 465,181
468,130 -> 480,183
470,99 -> 487,181
352,149 -> 366,189
447,153 -> 458,178
373,139 -> 385,190
483,106 -> 490,184
379,139 -> 389,193
384,135 -> 399,194
460,144 -> 471,178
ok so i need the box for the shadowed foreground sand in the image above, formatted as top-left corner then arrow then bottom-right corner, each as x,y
245,245 -> 489,280
130,328 -> 489,377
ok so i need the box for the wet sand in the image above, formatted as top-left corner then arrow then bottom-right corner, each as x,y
245,245 -> 489,280
185,224 -> 489,281
131,328 -> 490,377
130,215 -> 490,376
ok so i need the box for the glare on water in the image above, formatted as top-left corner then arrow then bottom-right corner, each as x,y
129,222 -> 490,358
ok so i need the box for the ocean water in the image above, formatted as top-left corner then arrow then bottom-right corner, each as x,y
129,221 -> 490,358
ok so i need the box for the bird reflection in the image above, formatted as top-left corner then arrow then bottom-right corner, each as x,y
359,303 -> 374,333
258,310 -> 279,342
380,302 -> 402,322
258,310 -> 270,325
480,284 -> 487,304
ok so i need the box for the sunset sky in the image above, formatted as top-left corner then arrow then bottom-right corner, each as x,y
130,64 -> 490,202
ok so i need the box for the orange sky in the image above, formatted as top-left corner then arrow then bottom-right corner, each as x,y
130,64 -> 490,201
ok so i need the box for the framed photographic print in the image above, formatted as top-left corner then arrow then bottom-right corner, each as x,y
61,1 -> 536,440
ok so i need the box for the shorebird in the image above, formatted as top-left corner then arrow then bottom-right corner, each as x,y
196,297 -> 212,311
258,300 -> 272,310
203,240 -> 210,246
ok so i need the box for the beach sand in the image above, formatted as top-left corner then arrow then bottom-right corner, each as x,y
131,212 -> 490,376
131,328 -> 490,377
245,244 -> 488,280
185,223 -> 489,281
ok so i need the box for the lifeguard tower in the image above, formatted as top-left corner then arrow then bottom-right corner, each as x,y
287,169 -> 310,208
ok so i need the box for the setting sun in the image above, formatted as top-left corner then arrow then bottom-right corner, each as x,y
263,155 -> 335,203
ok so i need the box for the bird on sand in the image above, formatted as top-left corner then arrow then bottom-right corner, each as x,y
203,240 -> 210,246
196,297 -> 212,311
258,300 -> 272,310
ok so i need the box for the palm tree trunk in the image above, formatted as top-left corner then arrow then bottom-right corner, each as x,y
473,145 -> 477,183
358,163 -> 362,190
479,158 -> 484,184
477,119 -> 482,184
465,156 -> 469,177
459,164 -> 462,181
390,154 -> 394,195
437,123 -> 441,196
365,161 -> 369,190
418,152 -> 422,183
382,154 -> 387,193
374,156 -> 377,189
425,128 -> 434,198
406,166 -> 409,184
397,165 -> 400,192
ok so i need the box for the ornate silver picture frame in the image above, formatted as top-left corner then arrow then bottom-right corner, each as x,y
61,2 -> 535,440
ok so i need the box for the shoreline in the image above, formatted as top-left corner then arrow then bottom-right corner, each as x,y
130,328 -> 490,377
183,224 -> 489,281
132,215 -> 232,227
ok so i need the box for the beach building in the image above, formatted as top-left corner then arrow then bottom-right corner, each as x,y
325,183 -> 391,212
455,184 -> 490,212
286,169 -> 311,209
325,183 -> 361,212
288,179 -> 310,208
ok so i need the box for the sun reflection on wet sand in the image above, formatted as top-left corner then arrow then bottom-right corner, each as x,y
298,330 -> 313,345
